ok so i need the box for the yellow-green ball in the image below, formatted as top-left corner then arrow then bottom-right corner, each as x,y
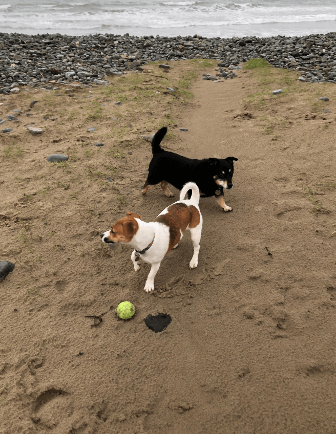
116,301 -> 135,320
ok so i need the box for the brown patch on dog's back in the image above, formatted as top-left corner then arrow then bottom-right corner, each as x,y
156,203 -> 200,252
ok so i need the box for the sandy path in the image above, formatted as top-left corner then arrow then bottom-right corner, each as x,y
1,64 -> 336,434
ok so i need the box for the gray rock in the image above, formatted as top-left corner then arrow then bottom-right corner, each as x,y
272,89 -> 283,95
87,128 -> 96,132
106,177 -> 114,182
30,100 -> 38,108
324,109 -> 329,113
94,142 -> 104,146
115,101 -> 122,106
0,119 -> 5,125
27,126 -> 43,134
180,128 -> 188,131
167,87 -> 175,91
7,115 -> 18,121
47,154 -> 69,163
0,261 -> 15,282
318,97 -> 329,101
2,128 -> 12,133
159,64 -> 170,69
298,77 -> 306,81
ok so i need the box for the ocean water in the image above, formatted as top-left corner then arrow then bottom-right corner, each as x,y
0,0 -> 336,38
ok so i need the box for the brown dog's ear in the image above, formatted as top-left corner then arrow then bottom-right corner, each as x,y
126,211 -> 141,220
123,219 -> 139,240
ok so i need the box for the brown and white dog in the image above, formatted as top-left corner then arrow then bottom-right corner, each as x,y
101,182 -> 203,292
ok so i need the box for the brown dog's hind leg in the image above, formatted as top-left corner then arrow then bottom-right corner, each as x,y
142,180 -> 149,195
160,181 -> 175,197
215,192 -> 232,212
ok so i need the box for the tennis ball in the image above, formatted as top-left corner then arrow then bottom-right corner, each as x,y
116,301 -> 135,320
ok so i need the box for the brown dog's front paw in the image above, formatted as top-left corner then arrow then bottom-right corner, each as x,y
223,206 -> 232,212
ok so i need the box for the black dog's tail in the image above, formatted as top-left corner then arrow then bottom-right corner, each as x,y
151,127 -> 167,154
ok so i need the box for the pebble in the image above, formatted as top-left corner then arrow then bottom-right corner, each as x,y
27,126 -> 43,134
2,128 -> 12,133
318,97 -> 329,101
298,77 -> 306,81
272,89 -> 283,95
180,128 -> 188,131
324,109 -> 329,113
1,33 -> 336,91
87,127 -> 96,132
166,87 -> 175,92
0,119 -> 5,125
115,101 -> 122,106
106,177 -> 114,182
93,142 -> 104,146
7,115 -> 18,121
0,261 -> 15,282
30,100 -> 38,108
47,154 -> 69,163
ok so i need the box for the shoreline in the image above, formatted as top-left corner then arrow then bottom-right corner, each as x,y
0,31 -> 336,95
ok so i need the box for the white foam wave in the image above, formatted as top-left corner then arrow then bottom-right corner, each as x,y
0,4 -> 11,10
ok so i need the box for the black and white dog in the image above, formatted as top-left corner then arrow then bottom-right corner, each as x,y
142,127 -> 238,212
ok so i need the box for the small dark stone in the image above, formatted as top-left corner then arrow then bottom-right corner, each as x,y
7,115 -> 18,121
106,177 -> 114,182
30,100 -> 38,108
180,128 -> 188,131
47,154 -> 69,163
0,261 -> 15,282
93,143 -> 104,146
2,128 -> 12,133
324,109 -> 329,113
87,127 -> 96,132
144,313 -> 172,333
318,97 -> 329,101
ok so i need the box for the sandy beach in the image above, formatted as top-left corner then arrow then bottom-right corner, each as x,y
1,59 -> 336,433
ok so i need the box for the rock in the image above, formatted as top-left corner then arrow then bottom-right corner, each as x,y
144,313 -> 172,333
87,128 -> 96,132
272,89 -> 283,95
166,87 -> 175,92
47,154 -> 69,163
159,64 -> 170,69
7,115 -> 18,121
10,88 -> 20,93
2,128 -> 12,133
317,97 -> 329,101
115,101 -> 122,106
180,128 -> 188,131
106,177 -> 114,182
324,109 -> 329,113
0,119 -> 5,125
298,77 -> 306,81
93,143 -> 104,146
30,100 -> 38,108
0,261 -> 15,282
27,126 -> 43,134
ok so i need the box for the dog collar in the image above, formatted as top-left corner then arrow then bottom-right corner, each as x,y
135,236 -> 155,255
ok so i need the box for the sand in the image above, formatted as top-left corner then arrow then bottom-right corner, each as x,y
1,60 -> 336,434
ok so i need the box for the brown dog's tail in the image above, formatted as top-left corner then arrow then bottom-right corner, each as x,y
151,127 -> 167,154
180,182 -> 200,207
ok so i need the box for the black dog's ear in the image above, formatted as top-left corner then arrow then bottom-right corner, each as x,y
209,158 -> 219,166
226,157 -> 238,162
